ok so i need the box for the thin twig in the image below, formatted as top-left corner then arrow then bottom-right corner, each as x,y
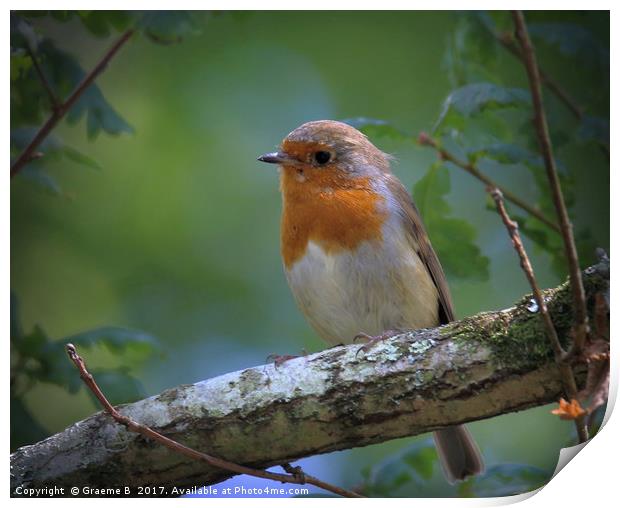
65,343 -> 363,498
489,189 -> 564,358
25,46 -> 61,112
488,188 -> 588,443
11,29 -> 135,178
495,32 -> 583,120
418,132 -> 560,233
512,11 -> 590,358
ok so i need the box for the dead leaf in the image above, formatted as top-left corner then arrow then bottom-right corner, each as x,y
551,398 -> 587,420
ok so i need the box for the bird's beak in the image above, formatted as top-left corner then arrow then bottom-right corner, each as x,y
257,151 -> 296,164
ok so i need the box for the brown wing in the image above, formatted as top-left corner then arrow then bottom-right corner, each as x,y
385,175 -> 455,324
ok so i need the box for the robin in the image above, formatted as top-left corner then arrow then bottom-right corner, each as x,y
258,120 -> 484,483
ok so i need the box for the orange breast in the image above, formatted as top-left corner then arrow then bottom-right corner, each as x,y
280,167 -> 388,268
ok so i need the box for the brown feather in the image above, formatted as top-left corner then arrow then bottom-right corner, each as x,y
384,174 -> 455,324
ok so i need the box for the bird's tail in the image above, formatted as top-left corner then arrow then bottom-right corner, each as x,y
433,425 -> 484,483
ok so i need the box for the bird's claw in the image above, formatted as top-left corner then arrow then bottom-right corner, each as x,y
354,329 -> 403,357
266,350 -> 308,369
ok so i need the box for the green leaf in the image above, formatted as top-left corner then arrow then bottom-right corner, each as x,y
574,228 -> 599,269
18,325 -> 50,359
415,162 -> 451,215
468,143 -> 537,166
401,442 -> 436,481
62,145 -> 102,170
13,324 -> 158,394
435,83 -> 530,134
78,11 -> 113,37
434,221 -> 490,280
20,164 -> 63,195
34,340 -> 83,392
64,327 -> 159,358
413,164 -> 489,280
138,11 -> 202,44
443,12 -> 499,88
513,214 -> 568,277
469,141 -> 573,243
37,39 -> 83,98
467,142 -> 567,174
86,368 -> 147,405
513,215 -> 555,251
370,459 -> 415,496
11,127 -> 62,153
11,322 -> 52,400
76,11 -> 136,37
104,11 -> 136,32
10,294 -> 157,408
458,464 -> 551,497
11,65 -> 49,126
10,48 -> 32,82
35,40 -> 134,139
73,85 -> 135,140
12,127 -> 102,174
528,22 -> 609,70
524,222 -> 598,280
342,117 -> 413,142
364,440 -> 438,497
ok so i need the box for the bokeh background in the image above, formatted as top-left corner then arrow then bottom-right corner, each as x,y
11,11 -> 609,497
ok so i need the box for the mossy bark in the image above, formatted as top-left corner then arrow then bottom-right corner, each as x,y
10,262 -> 609,495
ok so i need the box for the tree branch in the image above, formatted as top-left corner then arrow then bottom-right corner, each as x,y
418,132 -> 561,233
10,263 -> 608,495
511,11 -> 590,358
10,29 -> 134,178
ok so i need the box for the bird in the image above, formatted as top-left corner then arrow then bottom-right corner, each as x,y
257,119 -> 484,483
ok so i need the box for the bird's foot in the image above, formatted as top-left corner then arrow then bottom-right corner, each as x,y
266,350 -> 308,369
354,329 -> 403,356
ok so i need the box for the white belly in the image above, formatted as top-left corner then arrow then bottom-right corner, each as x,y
284,232 -> 439,345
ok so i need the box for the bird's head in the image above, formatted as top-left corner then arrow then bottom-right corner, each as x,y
258,120 -> 391,188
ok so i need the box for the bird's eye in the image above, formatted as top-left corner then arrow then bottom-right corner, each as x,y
314,151 -> 331,165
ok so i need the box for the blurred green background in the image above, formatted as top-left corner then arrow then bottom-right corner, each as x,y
11,11 -> 609,497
